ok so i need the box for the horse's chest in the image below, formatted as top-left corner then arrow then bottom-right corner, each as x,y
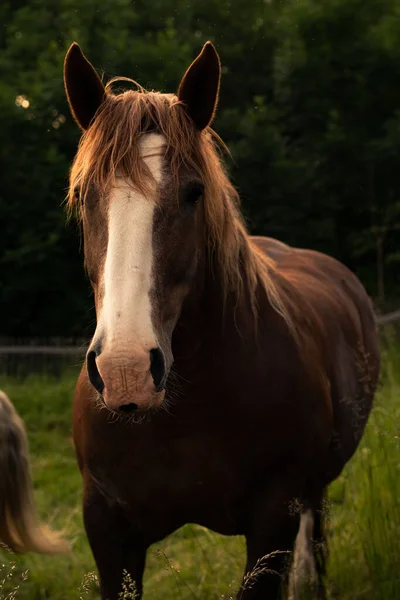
85,425 -> 245,532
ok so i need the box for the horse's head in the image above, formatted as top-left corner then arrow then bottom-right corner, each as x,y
64,42 -> 232,414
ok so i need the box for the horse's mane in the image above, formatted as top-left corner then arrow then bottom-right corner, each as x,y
67,81 -> 294,334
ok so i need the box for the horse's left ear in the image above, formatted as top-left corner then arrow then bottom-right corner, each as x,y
178,42 -> 221,130
64,42 -> 105,130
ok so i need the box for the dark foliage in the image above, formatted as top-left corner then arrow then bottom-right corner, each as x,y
1,0 -> 399,336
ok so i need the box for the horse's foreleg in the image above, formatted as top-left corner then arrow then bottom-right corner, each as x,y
309,490 -> 328,599
238,485 -> 301,600
286,488 -> 328,600
83,477 -> 147,600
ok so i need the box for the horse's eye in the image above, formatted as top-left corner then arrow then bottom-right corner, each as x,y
184,182 -> 204,206
73,187 -> 80,201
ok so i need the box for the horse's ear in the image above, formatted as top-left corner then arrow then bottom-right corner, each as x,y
64,43 -> 105,130
178,41 -> 221,130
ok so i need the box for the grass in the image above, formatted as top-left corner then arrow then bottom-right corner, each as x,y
0,334 -> 399,599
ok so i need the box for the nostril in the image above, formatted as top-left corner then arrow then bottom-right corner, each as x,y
119,402 -> 138,413
87,350 -> 105,395
150,347 -> 166,392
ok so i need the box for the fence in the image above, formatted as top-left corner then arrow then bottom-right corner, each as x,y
0,310 -> 398,377
376,309 -> 400,326
0,338 -> 88,377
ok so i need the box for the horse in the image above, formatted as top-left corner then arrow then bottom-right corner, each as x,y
0,390 -> 68,554
63,41 -> 380,599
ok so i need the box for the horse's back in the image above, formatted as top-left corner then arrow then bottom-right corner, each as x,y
251,234 -> 377,342
252,235 -> 380,484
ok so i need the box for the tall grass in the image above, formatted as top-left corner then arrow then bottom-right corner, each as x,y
0,334 -> 399,599
327,331 -> 400,599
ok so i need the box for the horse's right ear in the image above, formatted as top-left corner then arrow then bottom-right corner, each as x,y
64,43 -> 105,130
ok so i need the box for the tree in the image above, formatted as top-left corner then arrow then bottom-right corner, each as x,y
1,0 -> 399,337
273,0 -> 400,300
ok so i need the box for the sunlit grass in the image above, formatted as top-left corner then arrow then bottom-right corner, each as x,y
0,332 -> 399,599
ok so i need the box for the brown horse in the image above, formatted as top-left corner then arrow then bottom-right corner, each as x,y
64,41 -> 380,599
0,390 -> 68,554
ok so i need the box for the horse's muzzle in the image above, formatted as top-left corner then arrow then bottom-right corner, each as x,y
86,345 -> 166,413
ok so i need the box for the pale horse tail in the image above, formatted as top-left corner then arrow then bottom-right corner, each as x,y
0,390 -> 69,554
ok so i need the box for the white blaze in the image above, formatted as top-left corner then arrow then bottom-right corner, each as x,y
98,133 -> 165,347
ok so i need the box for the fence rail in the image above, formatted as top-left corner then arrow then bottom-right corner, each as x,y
376,309 -> 400,325
0,340 -> 87,377
0,345 -> 85,356
0,310 -> 398,377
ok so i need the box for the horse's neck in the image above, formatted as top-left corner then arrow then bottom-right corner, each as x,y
172,236 -> 263,368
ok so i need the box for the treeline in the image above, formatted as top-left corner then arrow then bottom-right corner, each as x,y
1,0 -> 399,336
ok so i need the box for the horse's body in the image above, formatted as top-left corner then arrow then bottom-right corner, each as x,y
73,236 -> 379,599
64,42 -> 380,599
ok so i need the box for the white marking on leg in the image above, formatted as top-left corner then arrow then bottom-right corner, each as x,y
288,509 -> 317,600
98,133 -> 165,348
